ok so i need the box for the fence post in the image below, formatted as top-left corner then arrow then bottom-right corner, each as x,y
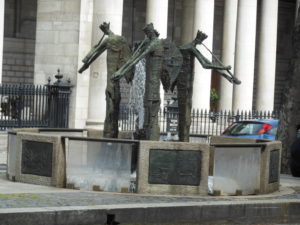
46,69 -> 72,128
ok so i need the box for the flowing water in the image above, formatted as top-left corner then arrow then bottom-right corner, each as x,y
128,59 -> 146,129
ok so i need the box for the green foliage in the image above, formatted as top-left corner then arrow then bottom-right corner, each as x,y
210,88 -> 219,105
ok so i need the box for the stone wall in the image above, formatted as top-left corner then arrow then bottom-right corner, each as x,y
2,0 -> 37,84
2,38 -> 35,84
4,0 -> 37,39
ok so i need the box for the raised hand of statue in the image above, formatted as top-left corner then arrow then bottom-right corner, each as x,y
225,65 -> 232,70
194,31 -> 208,44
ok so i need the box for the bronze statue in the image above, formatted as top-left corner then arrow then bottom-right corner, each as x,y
174,31 -> 241,142
112,23 -> 182,140
78,22 -> 132,138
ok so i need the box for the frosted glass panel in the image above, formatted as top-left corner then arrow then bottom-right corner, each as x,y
66,139 -> 136,192
213,146 -> 261,195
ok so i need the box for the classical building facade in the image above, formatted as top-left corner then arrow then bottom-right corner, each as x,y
1,0 -> 297,128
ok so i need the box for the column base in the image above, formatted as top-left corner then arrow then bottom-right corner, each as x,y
85,119 -> 104,130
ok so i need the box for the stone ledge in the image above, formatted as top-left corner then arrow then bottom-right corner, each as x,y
0,199 -> 300,225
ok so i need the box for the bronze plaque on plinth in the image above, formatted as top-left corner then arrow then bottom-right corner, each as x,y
149,149 -> 201,186
21,140 -> 53,177
269,149 -> 280,183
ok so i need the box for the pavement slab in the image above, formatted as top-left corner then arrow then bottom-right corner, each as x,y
0,173 -> 300,225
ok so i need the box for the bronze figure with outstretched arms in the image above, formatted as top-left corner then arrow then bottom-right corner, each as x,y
176,30 -> 241,142
112,23 -> 167,140
78,22 -> 133,138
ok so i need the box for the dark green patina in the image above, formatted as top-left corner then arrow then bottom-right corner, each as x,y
149,149 -> 201,185
112,23 -> 182,140
21,140 -> 53,177
79,22 -> 132,138
175,31 -> 240,142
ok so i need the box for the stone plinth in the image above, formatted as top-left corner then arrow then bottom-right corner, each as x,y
13,132 -> 65,187
137,141 -> 209,196
6,129 -> 282,196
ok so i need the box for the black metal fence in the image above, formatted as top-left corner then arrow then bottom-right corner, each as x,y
118,107 -> 280,136
0,81 -> 71,130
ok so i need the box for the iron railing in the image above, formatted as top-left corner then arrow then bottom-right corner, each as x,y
118,107 -> 280,136
0,81 -> 71,130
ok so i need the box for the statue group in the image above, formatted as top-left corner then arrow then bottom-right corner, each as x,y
79,22 -> 241,141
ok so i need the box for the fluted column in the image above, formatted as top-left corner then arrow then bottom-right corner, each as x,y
0,0 -> 4,82
146,0 -> 168,108
193,0 -> 215,110
180,0 -> 195,44
256,0 -> 278,111
232,0 -> 257,111
219,0 -> 238,111
86,0 -> 124,127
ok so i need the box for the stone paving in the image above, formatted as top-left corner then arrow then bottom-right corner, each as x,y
0,188 -> 300,209
0,172 -> 300,225
0,172 -> 300,209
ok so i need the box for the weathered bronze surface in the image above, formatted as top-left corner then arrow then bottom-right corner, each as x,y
148,149 -> 201,185
269,149 -> 280,183
175,31 -> 240,142
176,51 -> 195,142
112,23 -> 182,140
79,22 -> 132,138
21,140 -> 53,177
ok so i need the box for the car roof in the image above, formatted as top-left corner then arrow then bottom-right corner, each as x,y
235,119 -> 278,125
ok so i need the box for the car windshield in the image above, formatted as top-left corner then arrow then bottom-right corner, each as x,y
223,122 -> 264,136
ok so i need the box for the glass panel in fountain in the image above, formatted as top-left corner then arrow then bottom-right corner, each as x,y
65,139 -> 138,193
213,146 -> 261,195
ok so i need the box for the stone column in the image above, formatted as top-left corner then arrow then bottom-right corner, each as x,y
256,0 -> 278,111
180,0 -> 195,44
193,0 -> 215,110
86,0 -> 124,128
232,0 -> 257,111
0,0 -> 4,82
219,0 -> 238,111
146,0 -> 168,108
72,0 -> 93,128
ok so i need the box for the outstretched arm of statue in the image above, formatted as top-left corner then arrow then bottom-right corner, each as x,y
190,46 -> 231,70
78,40 -> 107,73
193,46 -> 241,84
111,41 -> 153,81
216,69 -> 241,84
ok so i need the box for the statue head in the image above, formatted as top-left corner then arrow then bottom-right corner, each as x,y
100,22 -> 111,34
143,23 -> 160,39
194,30 -> 208,45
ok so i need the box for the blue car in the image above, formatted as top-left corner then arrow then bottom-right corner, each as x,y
221,119 -> 278,140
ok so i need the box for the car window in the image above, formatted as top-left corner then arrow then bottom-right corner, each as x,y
267,127 -> 277,135
223,122 -> 263,135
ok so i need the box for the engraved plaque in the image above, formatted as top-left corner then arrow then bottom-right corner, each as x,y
21,140 -> 53,177
149,149 -> 201,186
166,118 -> 178,133
269,149 -> 280,183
